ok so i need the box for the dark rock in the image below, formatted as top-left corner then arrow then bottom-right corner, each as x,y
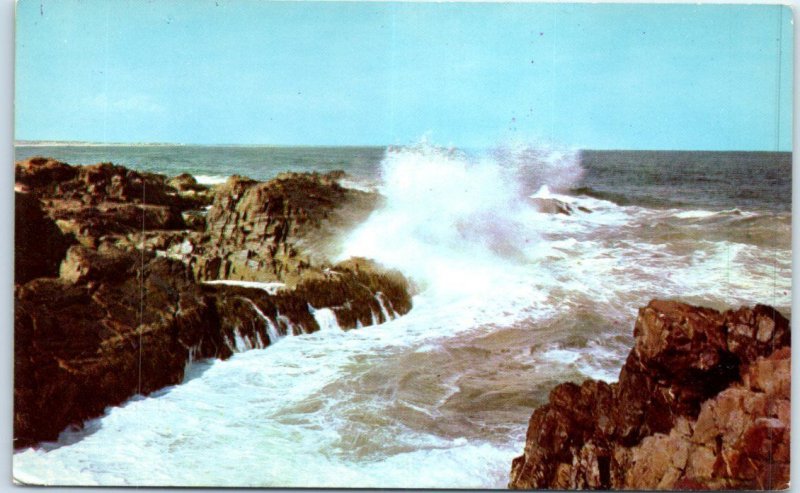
48,202 -> 186,239
59,244 -> 131,284
13,158 -> 415,450
15,159 -> 201,249
15,157 -> 78,188
168,173 -> 204,192
20,160 -> 175,206
509,300 -> 790,490
15,192 -> 75,284
530,197 -> 569,215
14,250 -> 227,448
530,197 -> 587,215
201,257 -> 413,337
197,171 -> 380,283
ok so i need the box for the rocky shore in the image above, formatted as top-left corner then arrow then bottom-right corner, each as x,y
14,157 -> 412,448
509,300 -> 790,490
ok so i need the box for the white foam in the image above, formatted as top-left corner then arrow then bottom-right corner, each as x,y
674,209 -> 718,219
204,280 -> 286,295
13,324 -> 528,487
338,178 -> 379,193
309,305 -> 342,332
374,292 -> 396,323
241,298 -> 282,345
530,184 -> 579,204
340,143 -> 584,304
275,311 -> 300,336
531,184 -> 554,199
232,328 -> 253,352
194,174 -> 229,186
540,348 -> 581,365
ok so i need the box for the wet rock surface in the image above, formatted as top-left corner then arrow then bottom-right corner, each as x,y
14,157 -> 412,448
509,300 -> 790,490
529,196 -> 590,215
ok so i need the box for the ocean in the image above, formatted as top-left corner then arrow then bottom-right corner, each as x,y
13,144 -> 792,487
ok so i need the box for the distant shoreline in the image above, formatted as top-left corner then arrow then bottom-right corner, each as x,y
15,141 -> 185,147
14,141 -> 791,154
14,141 -> 389,149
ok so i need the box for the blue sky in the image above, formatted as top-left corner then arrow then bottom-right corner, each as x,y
15,1 -> 793,150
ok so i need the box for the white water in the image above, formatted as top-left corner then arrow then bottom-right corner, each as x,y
309,305 -> 343,332
241,298 -> 282,345
275,310 -> 301,336
374,292 -> 396,322
13,143 -> 791,487
204,279 -> 286,295
194,174 -> 229,186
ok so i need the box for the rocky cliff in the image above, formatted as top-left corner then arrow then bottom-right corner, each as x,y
14,157 -> 412,448
509,300 -> 790,490
180,171 -> 380,284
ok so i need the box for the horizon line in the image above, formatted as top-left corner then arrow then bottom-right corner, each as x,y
14,139 -> 793,153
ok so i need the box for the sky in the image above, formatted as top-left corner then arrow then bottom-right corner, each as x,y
15,1 -> 794,150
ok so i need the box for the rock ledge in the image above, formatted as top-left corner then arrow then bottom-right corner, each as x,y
14,157 -> 412,448
509,300 -> 790,490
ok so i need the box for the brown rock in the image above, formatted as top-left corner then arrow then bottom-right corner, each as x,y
200,171 -> 380,284
14,251 -> 225,448
168,173 -> 205,192
529,197 -> 575,215
686,445 -> 717,480
15,157 -> 77,188
725,305 -> 790,362
13,158 -> 415,451
509,300 -> 790,490
59,244 -> 130,284
15,192 -> 75,284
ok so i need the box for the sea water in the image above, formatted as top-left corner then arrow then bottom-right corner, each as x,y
13,143 -> 792,487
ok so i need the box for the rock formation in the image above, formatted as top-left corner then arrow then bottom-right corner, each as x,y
15,248 -> 220,447
191,171 -> 380,283
14,157 -> 412,448
529,196 -> 591,215
509,300 -> 790,490
15,192 -> 74,284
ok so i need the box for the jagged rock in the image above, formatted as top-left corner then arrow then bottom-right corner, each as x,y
15,159 -> 212,247
59,244 -> 132,284
13,158 -> 415,450
292,257 -> 412,328
18,159 -> 175,206
15,192 -> 75,284
623,347 -> 790,490
14,250 -> 228,448
181,210 -> 206,231
203,257 -> 413,338
530,197 -> 575,215
15,157 -> 78,188
168,173 -> 204,192
198,171 -> 380,283
48,202 -> 186,239
530,197 -> 591,215
509,300 -> 790,490
167,173 -> 214,206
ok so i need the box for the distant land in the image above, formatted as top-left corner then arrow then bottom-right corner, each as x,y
13,141 -> 793,154
15,140 -> 186,147
14,141 -> 381,148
